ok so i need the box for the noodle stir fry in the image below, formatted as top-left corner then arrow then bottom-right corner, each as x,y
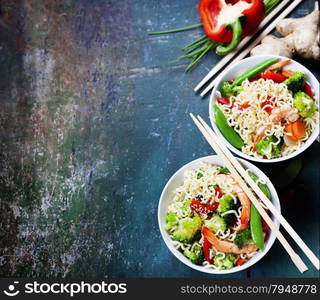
214,59 -> 319,159
165,163 -> 269,270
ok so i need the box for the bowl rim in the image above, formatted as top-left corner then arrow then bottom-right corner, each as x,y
158,155 -> 281,274
209,55 -> 320,163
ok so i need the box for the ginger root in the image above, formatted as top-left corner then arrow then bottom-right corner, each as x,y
251,3 -> 320,59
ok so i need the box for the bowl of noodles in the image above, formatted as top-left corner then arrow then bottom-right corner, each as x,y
158,155 -> 280,274
209,55 -> 319,163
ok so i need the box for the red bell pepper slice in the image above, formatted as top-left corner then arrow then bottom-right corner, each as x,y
261,100 -> 273,114
198,0 -> 265,43
214,187 -> 223,199
203,237 -> 212,263
235,258 -> 246,266
217,97 -> 231,106
238,102 -> 250,110
261,72 -> 287,83
304,82 -> 314,98
190,198 -> 219,215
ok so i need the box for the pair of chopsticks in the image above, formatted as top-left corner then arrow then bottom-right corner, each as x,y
194,0 -> 307,97
190,114 -> 320,273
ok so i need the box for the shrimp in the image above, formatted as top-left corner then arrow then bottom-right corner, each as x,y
254,105 -> 299,143
265,59 -> 291,72
217,174 -> 250,230
269,105 -> 299,123
203,226 -> 257,254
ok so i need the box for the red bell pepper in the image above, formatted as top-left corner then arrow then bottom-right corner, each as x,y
203,237 -> 212,263
214,187 -> 223,199
199,0 -> 265,43
238,102 -> 250,110
261,72 -> 287,83
190,198 -> 219,215
235,258 -> 246,266
304,82 -> 314,98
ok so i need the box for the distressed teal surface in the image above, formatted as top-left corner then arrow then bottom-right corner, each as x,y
0,0 -> 319,278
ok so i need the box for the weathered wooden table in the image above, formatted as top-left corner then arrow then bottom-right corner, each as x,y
0,0 -> 319,278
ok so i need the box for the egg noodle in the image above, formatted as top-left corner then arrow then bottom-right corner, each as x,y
216,79 -> 319,159
167,162 -> 259,270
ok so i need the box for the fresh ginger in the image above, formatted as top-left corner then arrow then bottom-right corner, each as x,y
251,3 -> 320,59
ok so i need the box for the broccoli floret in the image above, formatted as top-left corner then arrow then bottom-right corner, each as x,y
172,216 -> 202,243
220,81 -> 244,97
284,72 -> 306,94
235,229 -> 252,249
293,91 -> 317,118
217,195 -> 235,214
256,135 -> 281,159
183,244 -> 204,265
213,253 -> 237,270
204,213 -> 227,233
165,212 -> 178,231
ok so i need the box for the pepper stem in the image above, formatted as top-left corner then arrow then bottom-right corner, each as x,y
215,18 -> 242,56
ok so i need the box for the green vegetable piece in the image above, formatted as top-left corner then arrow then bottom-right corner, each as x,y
172,216 -> 202,243
197,172 -> 204,179
284,72 -> 306,94
165,212 -> 178,231
214,104 -> 244,149
213,253 -> 237,270
248,171 -> 271,200
183,244 -> 204,265
256,135 -> 281,159
218,167 -> 230,174
235,229 -> 252,249
231,58 -> 279,87
204,213 -> 227,233
220,81 -> 244,97
181,199 -> 192,217
216,18 -> 242,56
250,204 -> 265,250
217,195 -> 234,214
293,91 -> 317,118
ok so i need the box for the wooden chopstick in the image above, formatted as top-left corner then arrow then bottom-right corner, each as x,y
190,113 -> 309,273
197,115 -> 320,270
194,0 -> 293,93
197,0 -> 306,97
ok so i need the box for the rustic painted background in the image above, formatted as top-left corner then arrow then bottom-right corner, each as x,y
0,0 -> 319,278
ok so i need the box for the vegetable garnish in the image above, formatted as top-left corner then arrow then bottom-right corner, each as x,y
214,103 -> 244,149
148,0 -> 282,71
261,72 -> 287,82
190,198 -> 219,215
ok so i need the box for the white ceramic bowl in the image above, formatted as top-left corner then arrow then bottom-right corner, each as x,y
158,155 -> 281,274
209,55 -> 320,163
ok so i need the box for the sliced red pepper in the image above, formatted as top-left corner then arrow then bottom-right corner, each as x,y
190,198 -> 219,215
199,0 -> 265,43
214,187 -> 223,199
261,72 -> 287,83
217,97 -> 232,106
261,100 -> 273,114
304,82 -> 314,98
238,102 -> 250,110
235,258 -> 246,266
203,237 -> 212,263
